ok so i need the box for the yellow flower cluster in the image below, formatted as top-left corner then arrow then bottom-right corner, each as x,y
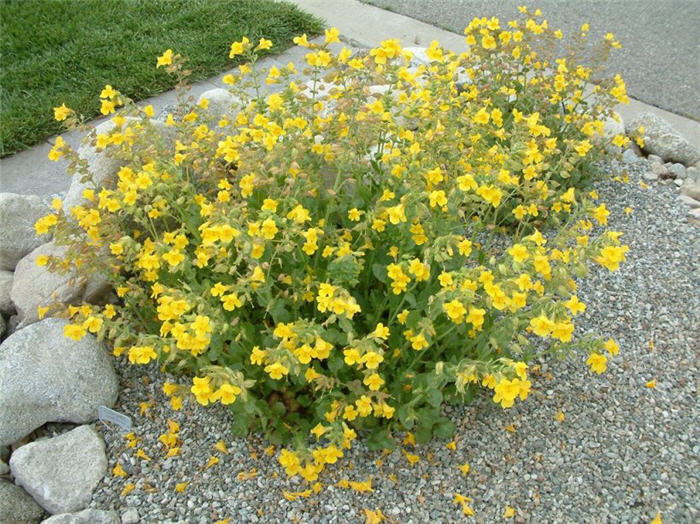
45,10 -> 629,482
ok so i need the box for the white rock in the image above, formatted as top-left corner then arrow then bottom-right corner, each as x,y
62,120 -> 124,213
680,182 -> 700,201
197,88 -> 241,124
603,112 -> 625,139
678,195 -> 700,208
0,479 -> 45,523
687,208 -> 700,220
120,507 -> 139,524
9,426 -> 107,515
0,318 -> 118,446
686,166 -> 700,184
62,118 -> 171,213
651,162 -> 669,176
647,154 -> 663,164
403,46 -> 431,66
0,270 -> 13,315
10,243 -> 85,329
41,508 -> 119,524
0,193 -> 51,271
642,172 -> 658,182
627,112 -> 700,166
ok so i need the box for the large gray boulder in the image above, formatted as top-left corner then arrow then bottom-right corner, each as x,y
41,508 -> 119,524
0,479 -> 45,523
9,426 -> 107,515
0,193 -> 51,271
627,112 -> 700,166
10,243 -> 85,329
0,270 -> 13,315
0,318 -> 118,446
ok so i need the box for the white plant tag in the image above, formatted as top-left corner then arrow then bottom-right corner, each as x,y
98,405 -> 132,431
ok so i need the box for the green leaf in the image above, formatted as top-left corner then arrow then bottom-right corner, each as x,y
365,427 -> 396,451
432,417 -> 456,439
425,389 -> 443,408
372,263 -> 387,283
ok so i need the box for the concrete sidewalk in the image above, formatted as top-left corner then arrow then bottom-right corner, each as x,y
1,0 -> 698,198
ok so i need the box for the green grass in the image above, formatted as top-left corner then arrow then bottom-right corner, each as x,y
0,0 -> 323,157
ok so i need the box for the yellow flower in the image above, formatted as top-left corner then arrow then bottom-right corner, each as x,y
256,38 -> 273,51
363,373 -> 384,391
157,49 -> 174,67
586,352 -> 607,374
264,361 -> 289,380
53,103 -> 72,121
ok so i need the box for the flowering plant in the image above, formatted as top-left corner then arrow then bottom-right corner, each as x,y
41,9 -> 630,482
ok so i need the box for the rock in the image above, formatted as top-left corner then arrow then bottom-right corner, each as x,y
0,193 -> 51,271
0,479 -> 45,523
0,458 -> 8,475
687,208 -> 700,220
62,118 -> 171,213
0,270 -> 14,315
120,507 -> 139,524
628,112 -> 700,165
685,166 -> 700,184
674,178 -> 684,187
642,172 -> 658,182
41,508 -> 119,524
651,162 -> 669,176
9,426 -> 107,514
680,182 -> 700,201
621,148 -> 642,164
678,195 -> 700,208
603,112 -> 625,139
10,243 -> 85,328
62,121 -> 123,213
667,163 -> 686,179
404,46 -> 431,66
0,318 -> 118,446
196,88 -> 241,123
647,154 -> 663,164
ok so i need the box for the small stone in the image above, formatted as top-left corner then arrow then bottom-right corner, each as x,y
0,318 -> 118,446
647,154 -> 663,164
651,162 -> 669,176
120,507 -> 139,524
0,193 -> 51,271
678,195 -> 700,208
667,163 -> 686,179
642,172 -> 658,182
628,112 -> 700,165
686,166 -> 700,184
621,148 -> 642,164
0,270 -> 14,315
673,178 -> 684,187
687,208 -> 700,220
9,426 -> 108,514
0,479 -> 45,523
680,183 -> 700,201
41,509 -> 120,524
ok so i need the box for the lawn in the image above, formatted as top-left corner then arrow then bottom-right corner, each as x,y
0,0 -> 324,157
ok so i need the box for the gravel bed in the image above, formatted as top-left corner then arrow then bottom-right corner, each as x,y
88,159 -> 699,523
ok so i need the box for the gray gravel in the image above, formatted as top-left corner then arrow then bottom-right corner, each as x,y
362,0 -> 700,120
80,158 -> 700,523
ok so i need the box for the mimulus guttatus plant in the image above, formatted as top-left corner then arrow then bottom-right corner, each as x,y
41,8 -> 629,482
